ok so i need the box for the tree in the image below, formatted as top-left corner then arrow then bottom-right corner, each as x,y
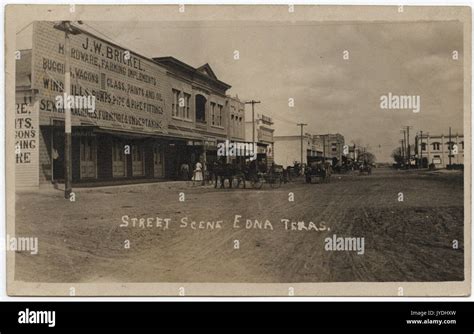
391,147 -> 404,164
359,151 -> 376,164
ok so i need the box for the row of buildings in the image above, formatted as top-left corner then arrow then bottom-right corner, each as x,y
15,21 -> 295,188
16,21 -> 252,188
14,21 -> 351,189
272,133 -> 345,168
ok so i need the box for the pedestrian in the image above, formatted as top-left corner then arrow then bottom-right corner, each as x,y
192,160 -> 204,186
180,162 -> 190,180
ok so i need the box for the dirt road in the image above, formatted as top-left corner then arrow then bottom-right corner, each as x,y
14,168 -> 464,283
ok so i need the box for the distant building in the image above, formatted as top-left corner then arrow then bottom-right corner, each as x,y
245,113 -> 274,167
313,133 -> 345,162
415,133 -> 464,168
227,96 -> 245,142
273,133 -> 324,167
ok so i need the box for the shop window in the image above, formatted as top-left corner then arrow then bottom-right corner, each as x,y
195,94 -> 206,123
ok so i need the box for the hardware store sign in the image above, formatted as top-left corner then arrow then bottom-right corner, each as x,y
32,21 -> 168,134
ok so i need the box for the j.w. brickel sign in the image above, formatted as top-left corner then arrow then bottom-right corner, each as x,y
32,21 -> 168,134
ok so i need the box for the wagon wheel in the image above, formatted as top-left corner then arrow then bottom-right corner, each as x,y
222,178 -> 231,188
232,175 -> 246,189
270,174 -> 282,188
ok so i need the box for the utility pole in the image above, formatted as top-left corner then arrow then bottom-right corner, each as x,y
245,100 -> 261,145
297,123 -> 307,174
54,21 -> 82,199
419,130 -> 423,168
407,126 -> 411,166
399,139 -> 405,164
402,126 -> 413,168
400,129 -> 406,165
323,135 -> 326,162
449,126 -> 452,167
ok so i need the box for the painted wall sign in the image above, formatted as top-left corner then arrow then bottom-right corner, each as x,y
32,22 -> 169,135
15,93 -> 39,187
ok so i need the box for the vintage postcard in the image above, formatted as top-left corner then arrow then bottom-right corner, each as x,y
4,4 -> 471,296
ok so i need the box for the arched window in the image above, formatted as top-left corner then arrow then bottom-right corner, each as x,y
432,142 -> 440,151
195,94 -> 207,123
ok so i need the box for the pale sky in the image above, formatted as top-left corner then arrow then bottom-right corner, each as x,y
85,20 -> 463,162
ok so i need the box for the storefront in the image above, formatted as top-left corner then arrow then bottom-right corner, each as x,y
15,21 -> 246,188
40,124 -> 168,184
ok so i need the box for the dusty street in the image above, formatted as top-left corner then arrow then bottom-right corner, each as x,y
14,167 -> 464,283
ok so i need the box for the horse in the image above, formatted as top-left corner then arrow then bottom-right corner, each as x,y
213,162 -> 236,188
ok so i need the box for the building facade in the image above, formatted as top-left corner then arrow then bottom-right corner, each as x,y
273,133 -> 323,167
15,21 -> 246,188
415,133 -> 464,168
245,113 -> 275,167
313,133 -> 345,163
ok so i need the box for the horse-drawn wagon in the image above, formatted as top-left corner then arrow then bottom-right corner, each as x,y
305,161 -> 331,184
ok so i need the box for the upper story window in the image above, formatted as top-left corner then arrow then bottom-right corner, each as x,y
172,89 -> 180,117
183,93 -> 191,119
210,102 -> 216,125
446,141 -> 455,150
195,94 -> 207,123
421,143 -> 427,151
432,142 -> 440,151
217,104 -> 223,126
172,90 -> 192,120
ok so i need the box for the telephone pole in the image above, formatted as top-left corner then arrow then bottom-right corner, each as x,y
449,126 -> 452,167
245,100 -> 261,145
400,129 -> 406,165
401,126 -> 413,168
54,21 -> 82,199
297,123 -> 307,175
419,130 -> 423,168
399,139 -> 405,164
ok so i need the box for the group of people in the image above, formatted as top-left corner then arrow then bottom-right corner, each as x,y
178,158 -> 273,186
179,160 -> 205,185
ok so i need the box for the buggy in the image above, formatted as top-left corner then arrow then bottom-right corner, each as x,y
305,161 -> 331,183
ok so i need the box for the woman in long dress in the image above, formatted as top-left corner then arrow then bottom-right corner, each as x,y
192,160 -> 204,186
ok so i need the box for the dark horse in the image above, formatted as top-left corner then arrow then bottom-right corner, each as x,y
213,162 -> 245,188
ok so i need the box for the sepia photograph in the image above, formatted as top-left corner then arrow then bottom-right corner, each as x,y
5,4 -> 471,296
